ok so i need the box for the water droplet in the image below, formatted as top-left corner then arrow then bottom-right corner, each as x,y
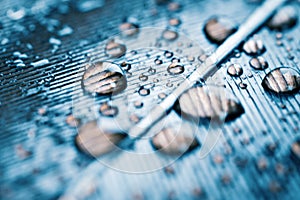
119,22 -> 139,37
167,2 -> 181,12
262,67 -> 300,94
153,78 -> 160,83
227,64 -> 243,77
148,67 -> 156,75
243,39 -> 265,56
7,7 -> 26,20
176,85 -> 244,121
256,156 -> 268,171
120,62 -> 131,71
164,50 -> 174,58
168,18 -> 181,26
166,81 -> 173,87
138,86 -> 150,96
239,82 -> 247,89
158,92 -> 167,100
291,138 -> 300,162
58,25 -> 73,36
267,6 -> 298,30
75,121 -> 126,157
167,63 -> 184,75
31,59 -> 49,67
99,103 -> 118,117
198,54 -> 208,62
134,101 -> 143,108
82,61 -> 127,96
66,115 -> 81,127
129,114 -> 140,123
249,56 -> 268,70
139,74 -> 148,81
105,40 -> 126,58
203,17 -> 237,44
187,55 -> 195,62
151,128 -> 199,155
154,58 -> 163,65
162,29 -> 178,41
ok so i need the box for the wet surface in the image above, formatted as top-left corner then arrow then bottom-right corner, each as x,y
0,0 -> 300,199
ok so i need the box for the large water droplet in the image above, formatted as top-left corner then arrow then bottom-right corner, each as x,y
151,128 -> 199,155
249,57 -> 268,70
203,17 -> 237,44
227,63 -> 243,77
167,63 -> 185,75
243,39 -> 265,56
267,6 -> 298,30
105,40 -> 126,58
262,67 -> 300,94
82,61 -> 127,96
75,121 -> 126,157
175,85 -> 244,121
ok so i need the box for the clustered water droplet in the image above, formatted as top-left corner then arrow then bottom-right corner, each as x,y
262,67 -> 300,94
82,61 -> 127,96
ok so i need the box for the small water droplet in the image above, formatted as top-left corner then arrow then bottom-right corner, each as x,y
139,73 -> 148,81
119,22 -> 139,37
82,61 -> 127,96
256,156 -> 268,171
249,57 -> 268,70
291,138 -> 300,162
105,40 -> 126,58
176,85 -> 244,121
138,86 -> 150,96
154,58 -> 163,65
158,92 -> 167,100
166,81 -> 173,87
168,18 -> 181,26
164,50 -> 174,58
148,67 -> 156,74
227,63 -> 243,77
267,6 -> 298,30
239,82 -> 247,89
167,63 -> 184,75
162,29 -> 178,41
75,121 -> 126,157
187,55 -> 195,62
167,2 -> 181,12
129,114 -> 140,123
262,67 -> 300,94
99,103 -> 118,117
120,62 -> 131,71
198,54 -> 207,62
203,17 -> 237,44
134,100 -> 143,108
66,115 -> 81,127
153,78 -> 160,83
151,128 -> 199,155
243,39 -> 265,56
